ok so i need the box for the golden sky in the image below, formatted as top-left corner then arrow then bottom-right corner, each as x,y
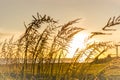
0,0 -> 120,42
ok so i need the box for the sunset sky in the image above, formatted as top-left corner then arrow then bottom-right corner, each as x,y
0,0 -> 120,42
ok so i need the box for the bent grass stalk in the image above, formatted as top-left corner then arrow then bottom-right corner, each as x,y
0,14 -> 119,80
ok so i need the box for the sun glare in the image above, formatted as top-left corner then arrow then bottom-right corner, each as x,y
66,31 -> 89,58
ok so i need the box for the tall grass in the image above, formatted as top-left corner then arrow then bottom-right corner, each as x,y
0,14 -> 120,80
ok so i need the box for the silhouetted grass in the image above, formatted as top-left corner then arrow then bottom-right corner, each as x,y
0,13 -> 120,80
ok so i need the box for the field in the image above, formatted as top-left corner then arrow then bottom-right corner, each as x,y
0,60 -> 118,80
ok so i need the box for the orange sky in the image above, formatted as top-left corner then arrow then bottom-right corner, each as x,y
0,0 -> 120,42
0,0 -> 120,61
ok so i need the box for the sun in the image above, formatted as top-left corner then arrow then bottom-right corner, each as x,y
66,31 -> 89,58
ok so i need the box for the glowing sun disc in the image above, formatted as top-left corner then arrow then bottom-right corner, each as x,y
66,31 -> 89,58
